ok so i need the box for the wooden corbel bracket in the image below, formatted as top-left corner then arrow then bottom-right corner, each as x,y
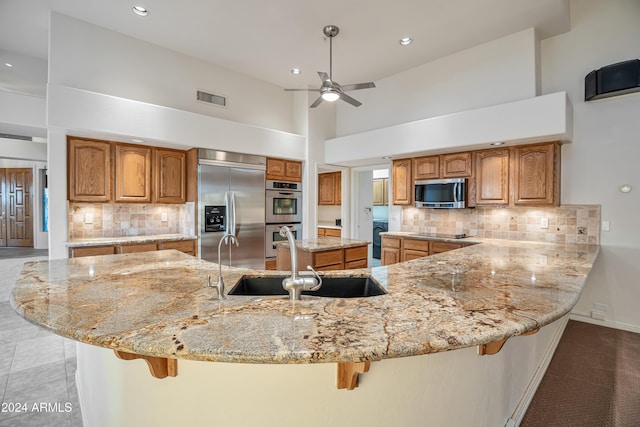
337,361 -> 372,390
114,350 -> 178,379
477,328 -> 540,356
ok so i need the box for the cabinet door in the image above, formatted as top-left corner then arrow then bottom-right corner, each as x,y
325,228 -> 341,237
381,247 -> 401,266
441,152 -> 472,178
318,173 -> 336,205
285,161 -> 302,182
334,171 -> 342,205
475,149 -> 509,205
431,241 -> 462,254
513,143 -> 560,206
68,138 -> 112,202
115,144 -> 152,203
413,156 -> 440,180
121,243 -> 158,254
266,158 -> 285,180
373,179 -> 385,206
69,245 -> 118,258
155,149 -> 186,203
392,159 -> 412,205
403,249 -> 430,262
160,240 -> 196,255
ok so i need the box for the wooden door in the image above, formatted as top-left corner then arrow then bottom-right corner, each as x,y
68,137 -> 112,202
115,144 -> 152,202
5,168 -> 33,247
318,173 -> 336,205
0,169 -> 5,246
392,159 -> 412,205
475,149 -> 509,205
513,143 -> 560,206
154,149 -> 186,203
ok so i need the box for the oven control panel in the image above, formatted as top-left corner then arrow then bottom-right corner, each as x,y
204,205 -> 225,232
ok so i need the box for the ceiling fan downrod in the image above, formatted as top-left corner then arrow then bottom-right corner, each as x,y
323,25 -> 339,81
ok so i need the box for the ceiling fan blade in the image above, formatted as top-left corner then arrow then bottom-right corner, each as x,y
284,88 -> 321,92
310,96 -> 324,108
341,82 -> 376,91
318,71 -> 330,82
339,92 -> 362,107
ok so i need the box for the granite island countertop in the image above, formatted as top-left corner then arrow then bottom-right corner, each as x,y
11,239 -> 599,364
66,233 -> 196,247
277,236 -> 370,251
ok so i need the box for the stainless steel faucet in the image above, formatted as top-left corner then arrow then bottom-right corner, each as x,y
207,234 -> 238,300
279,226 -> 322,300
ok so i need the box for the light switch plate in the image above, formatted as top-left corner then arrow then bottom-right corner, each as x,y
540,217 -> 549,229
602,220 -> 610,232
161,212 -> 168,222
85,213 -> 93,224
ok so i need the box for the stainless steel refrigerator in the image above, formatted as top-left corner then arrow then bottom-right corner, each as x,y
198,150 -> 266,269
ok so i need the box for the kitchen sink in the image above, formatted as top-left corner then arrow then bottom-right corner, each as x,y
228,275 -> 387,298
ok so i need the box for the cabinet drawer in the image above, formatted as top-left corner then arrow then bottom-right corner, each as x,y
345,259 -> 368,269
317,228 -> 325,237
160,240 -> 196,254
345,246 -> 367,262
403,238 -> 430,252
313,249 -> 343,268
120,243 -> 158,254
382,237 -> 401,249
403,249 -> 429,262
431,242 -> 462,254
324,228 -> 341,237
70,245 -> 118,258
316,263 -> 344,271
265,259 -> 277,270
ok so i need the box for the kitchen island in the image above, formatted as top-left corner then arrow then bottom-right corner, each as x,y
12,239 -> 599,427
276,236 -> 370,271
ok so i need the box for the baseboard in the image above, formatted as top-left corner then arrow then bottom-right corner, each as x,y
506,315 -> 570,427
569,313 -> 640,334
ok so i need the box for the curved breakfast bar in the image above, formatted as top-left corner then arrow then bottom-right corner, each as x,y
11,238 -> 599,427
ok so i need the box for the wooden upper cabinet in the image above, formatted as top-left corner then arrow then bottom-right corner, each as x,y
318,172 -> 335,205
373,178 -> 389,206
413,156 -> 440,180
115,144 -> 152,203
266,157 -> 302,182
154,149 -> 186,204
513,142 -> 560,206
334,171 -> 342,205
475,148 -> 509,205
392,159 -> 412,205
441,152 -> 472,178
68,137 -> 113,202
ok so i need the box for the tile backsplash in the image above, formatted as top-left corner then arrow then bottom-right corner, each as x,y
401,205 -> 601,245
68,202 -> 195,239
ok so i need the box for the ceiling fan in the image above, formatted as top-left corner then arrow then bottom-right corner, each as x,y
285,25 -> 376,108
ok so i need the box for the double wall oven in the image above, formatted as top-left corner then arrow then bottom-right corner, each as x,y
265,180 -> 303,258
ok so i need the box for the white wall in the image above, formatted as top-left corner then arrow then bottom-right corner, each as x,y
49,13 -> 295,134
336,28 -> 539,137
541,0 -> 640,329
0,90 -> 46,138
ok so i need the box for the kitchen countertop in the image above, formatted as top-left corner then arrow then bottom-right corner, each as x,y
66,233 -> 197,247
277,237 -> 370,251
317,222 -> 341,230
381,231 -> 479,244
12,239 -> 599,364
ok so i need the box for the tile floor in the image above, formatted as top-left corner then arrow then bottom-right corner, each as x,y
0,250 -> 82,426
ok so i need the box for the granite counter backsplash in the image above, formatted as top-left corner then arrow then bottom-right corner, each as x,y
68,202 -> 195,239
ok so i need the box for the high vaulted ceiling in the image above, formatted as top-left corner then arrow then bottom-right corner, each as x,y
0,0 -> 570,98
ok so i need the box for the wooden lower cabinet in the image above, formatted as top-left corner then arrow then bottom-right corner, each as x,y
381,236 -> 468,266
381,237 -> 401,266
318,227 -> 341,237
431,241 -> 462,254
402,239 -> 429,262
265,259 -> 277,270
276,244 -> 368,271
69,239 -> 196,258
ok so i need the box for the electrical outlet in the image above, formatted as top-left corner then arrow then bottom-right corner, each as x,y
161,212 -> 168,222
85,213 -> 93,224
540,217 -> 549,229
602,220 -> 610,232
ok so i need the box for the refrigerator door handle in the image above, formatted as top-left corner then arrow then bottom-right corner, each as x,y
225,191 -> 239,245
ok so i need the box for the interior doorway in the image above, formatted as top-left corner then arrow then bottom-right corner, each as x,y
0,168 -> 33,247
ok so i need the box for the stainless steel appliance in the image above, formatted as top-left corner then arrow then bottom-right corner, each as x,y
265,180 -> 302,223
265,223 -> 303,258
414,178 -> 467,209
198,149 -> 266,269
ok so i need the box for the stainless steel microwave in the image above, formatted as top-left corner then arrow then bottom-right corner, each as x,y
414,178 -> 466,209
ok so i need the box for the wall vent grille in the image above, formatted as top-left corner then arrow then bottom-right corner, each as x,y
196,90 -> 227,107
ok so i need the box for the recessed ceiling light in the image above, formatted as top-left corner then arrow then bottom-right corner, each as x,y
130,138 -> 144,143
4,63 -> 13,68
290,68 -> 302,75
132,6 -> 148,16
399,37 -> 412,46
491,142 -> 505,146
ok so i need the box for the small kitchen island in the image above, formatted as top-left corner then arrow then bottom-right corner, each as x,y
12,239 -> 599,427
276,236 -> 370,271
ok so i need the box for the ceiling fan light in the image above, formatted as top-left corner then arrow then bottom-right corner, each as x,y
132,6 -> 148,16
321,90 -> 340,102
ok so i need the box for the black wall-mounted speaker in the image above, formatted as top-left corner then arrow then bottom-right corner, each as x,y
585,59 -> 640,101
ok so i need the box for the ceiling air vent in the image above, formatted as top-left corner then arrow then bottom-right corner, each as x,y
196,90 -> 227,107
0,133 -> 33,141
